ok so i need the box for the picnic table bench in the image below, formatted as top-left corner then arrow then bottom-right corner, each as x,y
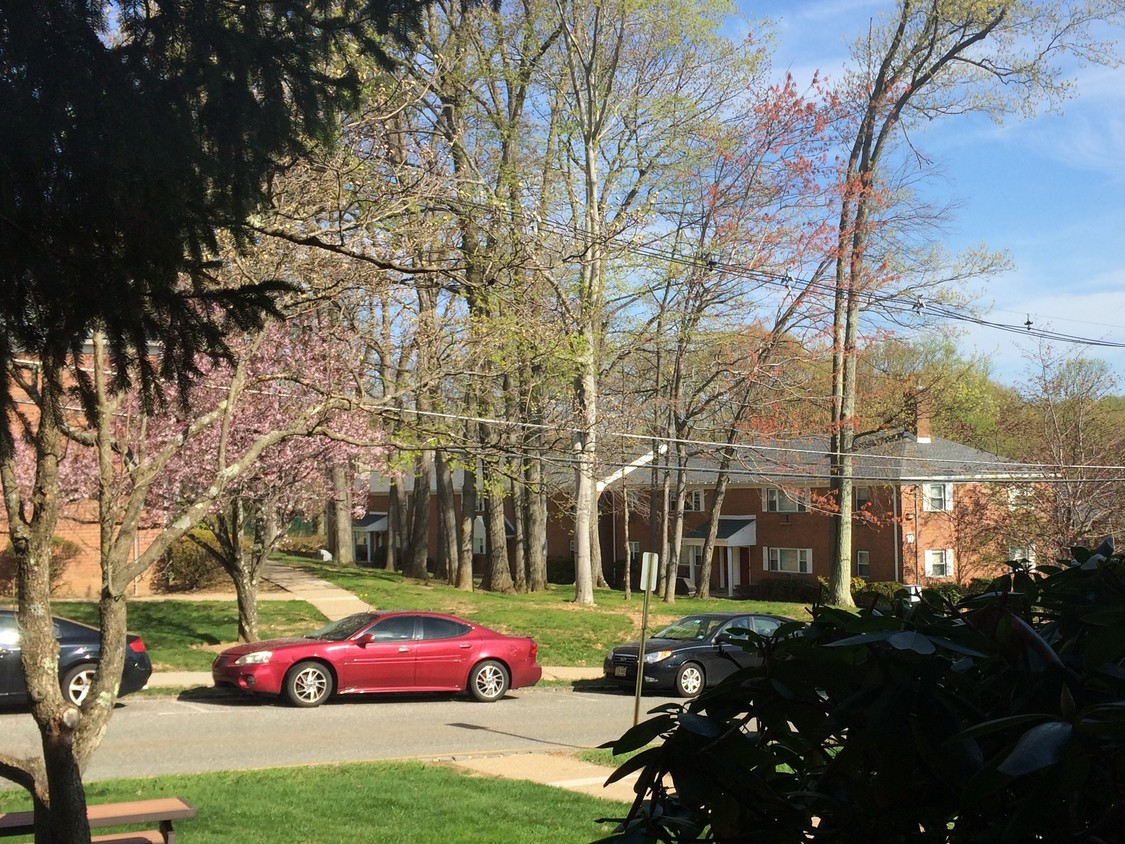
0,797 -> 195,843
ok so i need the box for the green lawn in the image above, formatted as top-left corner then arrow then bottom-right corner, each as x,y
0,761 -> 629,843
279,555 -> 811,667
42,557 -> 811,672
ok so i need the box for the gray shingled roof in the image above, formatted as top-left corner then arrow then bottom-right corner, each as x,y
603,430 -> 1038,487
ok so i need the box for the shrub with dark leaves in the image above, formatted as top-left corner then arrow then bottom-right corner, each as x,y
597,540 -> 1125,842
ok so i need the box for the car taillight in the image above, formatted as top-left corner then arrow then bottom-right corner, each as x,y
128,638 -> 147,653
529,640 -> 538,659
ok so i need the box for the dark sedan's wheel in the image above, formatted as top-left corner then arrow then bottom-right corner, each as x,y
284,661 -> 334,708
468,660 -> 510,702
674,662 -> 705,698
61,663 -> 96,706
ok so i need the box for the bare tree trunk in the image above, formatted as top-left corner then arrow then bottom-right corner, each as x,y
696,470 -> 731,600
621,485 -> 632,600
435,449 -> 458,582
404,451 -> 432,579
483,493 -> 514,593
664,461 -> 687,604
385,481 -> 401,571
455,463 -> 477,591
524,455 -> 548,591
511,475 -> 527,592
591,498 -> 607,588
330,462 -> 354,565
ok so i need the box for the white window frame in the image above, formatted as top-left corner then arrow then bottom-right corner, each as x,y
627,541 -> 640,564
681,544 -> 704,580
1007,486 -> 1034,511
1008,543 -> 1036,565
924,548 -> 954,578
683,489 -> 704,512
764,547 -> 812,574
765,488 -> 807,513
855,550 -> 870,579
922,483 -> 953,512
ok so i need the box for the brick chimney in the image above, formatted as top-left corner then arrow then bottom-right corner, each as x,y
909,388 -> 932,443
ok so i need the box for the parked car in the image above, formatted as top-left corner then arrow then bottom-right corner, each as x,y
603,612 -> 791,697
0,609 -> 153,706
212,610 -> 543,707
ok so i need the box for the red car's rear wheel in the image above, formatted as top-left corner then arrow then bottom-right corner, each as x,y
468,660 -> 509,702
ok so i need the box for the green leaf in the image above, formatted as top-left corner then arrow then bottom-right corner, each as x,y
676,711 -> 722,738
825,630 -> 897,648
889,631 -> 937,655
601,714 -> 676,754
955,713 -> 1051,741
604,745 -> 662,785
998,721 -> 1073,777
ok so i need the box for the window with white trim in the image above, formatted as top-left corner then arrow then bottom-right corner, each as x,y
855,486 -> 872,510
1009,543 -> 1036,564
765,488 -> 807,513
681,544 -> 704,580
922,483 -> 953,512
1007,486 -> 1034,511
764,547 -> 812,574
924,549 -> 954,578
683,489 -> 704,511
855,550 -> 870,578
627,541 -> 640,564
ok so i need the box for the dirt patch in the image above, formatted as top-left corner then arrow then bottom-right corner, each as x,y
191,642 -> 236,654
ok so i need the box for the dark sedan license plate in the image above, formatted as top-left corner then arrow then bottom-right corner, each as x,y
615,665 -> 627,677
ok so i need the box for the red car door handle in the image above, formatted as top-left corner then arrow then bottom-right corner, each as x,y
459,643 -> 472,649
398,646 -> 410,653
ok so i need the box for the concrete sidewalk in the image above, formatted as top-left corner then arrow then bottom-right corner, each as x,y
147,562 -> 633,806
442,751 -> 641,805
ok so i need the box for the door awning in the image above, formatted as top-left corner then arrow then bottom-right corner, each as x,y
684,516 -> 756,546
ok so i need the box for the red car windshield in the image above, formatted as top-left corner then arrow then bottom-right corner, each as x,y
306,613 -> 379,641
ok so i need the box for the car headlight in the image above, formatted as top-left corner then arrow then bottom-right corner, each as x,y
643,650 -> 673,664
234,651 -> 273,666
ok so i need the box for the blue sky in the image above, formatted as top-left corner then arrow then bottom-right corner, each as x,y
736,0 -> 1125,388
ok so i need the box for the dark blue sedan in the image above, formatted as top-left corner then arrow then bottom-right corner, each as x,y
603,612 -> 790,697
0,609 -> 152,706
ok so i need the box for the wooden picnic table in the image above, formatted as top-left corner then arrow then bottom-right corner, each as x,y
0,797 -> 196,843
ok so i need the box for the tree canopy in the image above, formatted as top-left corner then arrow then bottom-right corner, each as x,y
0,0 -> 427,453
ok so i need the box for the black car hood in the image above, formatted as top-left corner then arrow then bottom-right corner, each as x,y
612,637 -> 697,656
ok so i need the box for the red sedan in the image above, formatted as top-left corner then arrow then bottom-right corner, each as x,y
211,611 -> 542,707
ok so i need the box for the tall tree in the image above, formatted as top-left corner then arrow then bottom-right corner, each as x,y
824,0 -> 1123,607
1016,343 -> 1125,554
0,1 -> 430,838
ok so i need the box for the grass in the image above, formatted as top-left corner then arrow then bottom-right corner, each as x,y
0,761 -> 629,843
35,556 -> 811,672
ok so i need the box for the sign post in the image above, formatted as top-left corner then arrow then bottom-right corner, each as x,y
633,553 -> 659,726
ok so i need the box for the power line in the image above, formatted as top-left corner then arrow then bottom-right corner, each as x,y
431,194 -> 1125,351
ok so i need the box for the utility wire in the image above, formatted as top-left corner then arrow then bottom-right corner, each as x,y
433,194 -> 1125,350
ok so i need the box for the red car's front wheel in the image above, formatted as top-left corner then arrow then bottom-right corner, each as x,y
285,661 -> 334,707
